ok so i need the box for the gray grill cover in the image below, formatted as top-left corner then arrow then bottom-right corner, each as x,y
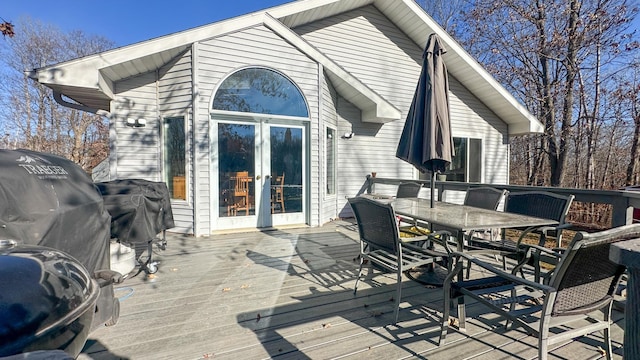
0,149 -> 111,274
95,179 -> 175,246
0,149 -> 114,330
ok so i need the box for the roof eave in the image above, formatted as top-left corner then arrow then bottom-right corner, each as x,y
373,0 -> 543,135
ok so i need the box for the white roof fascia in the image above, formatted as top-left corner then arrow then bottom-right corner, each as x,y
30,12 -> 268,88
268,0 -> 373,19
263,14 -> 400,123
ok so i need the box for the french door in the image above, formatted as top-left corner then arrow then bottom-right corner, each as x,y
213,117 -> 306,229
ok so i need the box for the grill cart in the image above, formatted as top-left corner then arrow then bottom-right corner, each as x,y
95,179 -> 175,274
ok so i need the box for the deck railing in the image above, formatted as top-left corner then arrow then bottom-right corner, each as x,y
361,175 -> 640,228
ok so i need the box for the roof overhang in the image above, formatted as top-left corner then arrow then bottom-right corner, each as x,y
29,0 -> 542,133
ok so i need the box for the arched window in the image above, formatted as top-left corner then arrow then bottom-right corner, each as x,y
212,68 -> 308,117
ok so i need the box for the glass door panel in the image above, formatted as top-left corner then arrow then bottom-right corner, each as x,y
218,123 -> 256,219
213,119 -> 305,229
269,126 -> 303,223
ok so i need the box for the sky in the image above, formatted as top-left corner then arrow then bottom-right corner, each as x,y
1,0 -> 294,47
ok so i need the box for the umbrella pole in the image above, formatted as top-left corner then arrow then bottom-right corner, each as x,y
430,171 -> 436,208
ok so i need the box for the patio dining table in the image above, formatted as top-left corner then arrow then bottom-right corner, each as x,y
368,196 -> 560,284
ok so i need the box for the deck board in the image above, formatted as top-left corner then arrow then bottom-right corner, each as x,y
78,220 -> 625,359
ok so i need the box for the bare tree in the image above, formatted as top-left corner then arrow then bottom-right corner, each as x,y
464,0 -> 638,187
610,65 -> 640,185
0,17 -> 114,171
416,0 -> 471,39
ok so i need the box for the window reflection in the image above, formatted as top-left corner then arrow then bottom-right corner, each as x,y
270,127 -> 303,213
418,137 -> 482,183
163,117 -> 185,200
445,137 -> 482,182
218,123 -> 255,217
213,68 -> 308,117
326,128 -> 336,194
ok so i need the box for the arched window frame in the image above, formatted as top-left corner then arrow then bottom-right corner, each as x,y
211,66 -> 309,119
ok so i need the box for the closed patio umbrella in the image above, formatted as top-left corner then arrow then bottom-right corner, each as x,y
396,33 -> 454,208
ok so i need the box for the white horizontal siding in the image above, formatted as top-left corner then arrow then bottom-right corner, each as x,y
320,74 -> 340,224
449,77 -> 509,184
296,5 -> 422,109
299,5 -> 422,219
159,49 -> 194,234
113,72 -> 161,181
112,51 -> 195,235
297,4 -> 510,220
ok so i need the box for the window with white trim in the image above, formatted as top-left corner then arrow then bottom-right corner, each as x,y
163,116 -> 186,200
446,137 -> 482,182
326,127 -> 336,195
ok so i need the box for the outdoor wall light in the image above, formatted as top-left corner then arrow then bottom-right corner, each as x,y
342,132 -> 354,139
125,118 -> 146,128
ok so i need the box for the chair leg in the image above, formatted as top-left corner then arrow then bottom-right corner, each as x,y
457,297 -> 467,331
354,257 -> 364,295
394,269 -> 402,324
439,279 -> 452,345
538,312 -> 552,360
603,302 -> 613,360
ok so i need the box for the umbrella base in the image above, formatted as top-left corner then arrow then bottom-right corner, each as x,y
406,263 -> 449,287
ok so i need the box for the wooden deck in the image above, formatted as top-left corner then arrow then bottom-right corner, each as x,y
79,220 -> 626,360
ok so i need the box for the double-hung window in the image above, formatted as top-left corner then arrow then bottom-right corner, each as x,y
446,137 -> 482,182
325,127 -> 336,195
163,116 -> 186,200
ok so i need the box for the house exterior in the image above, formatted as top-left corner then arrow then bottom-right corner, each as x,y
31,0 -> 543,236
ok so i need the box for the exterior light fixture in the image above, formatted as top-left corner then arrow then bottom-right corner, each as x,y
342,132 -> 354,139
125,118 -> 146,127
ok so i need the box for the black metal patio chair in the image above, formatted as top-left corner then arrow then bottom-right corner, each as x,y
464,186 -> 508,211
465,191 -> 574,282
348,196 -> 447,324
439,223 -> 640,360
395,182 -> 422,198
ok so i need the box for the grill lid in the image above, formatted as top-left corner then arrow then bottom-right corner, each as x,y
0,239 -> 98,353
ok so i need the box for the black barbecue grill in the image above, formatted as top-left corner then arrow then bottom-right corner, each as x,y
0,149 -> 122,356
95,179 -> 175,274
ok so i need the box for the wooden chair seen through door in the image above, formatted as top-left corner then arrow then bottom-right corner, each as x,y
271,173 -> 285,213
228,171 -> 251,216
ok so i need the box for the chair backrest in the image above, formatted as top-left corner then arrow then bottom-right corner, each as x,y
549,224 -> 640,316
232,171 -> 250,195
274,173 -> 285,186
464,187 -> 508,210
396,182 -> 422,198
348,197 -> 399,254
504,191 -> 574,223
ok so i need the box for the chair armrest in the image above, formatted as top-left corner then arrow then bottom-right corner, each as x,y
362,193 -> 393,199
401,230 -> 456,254
518,243 -> 561,257
451,251 -> 555,292
400,234 -> 432,243
535,222 -> 572,236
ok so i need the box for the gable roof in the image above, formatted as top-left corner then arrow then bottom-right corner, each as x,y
29,0 -> 543,134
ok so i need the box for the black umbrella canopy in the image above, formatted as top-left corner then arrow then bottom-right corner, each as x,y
396,33 -> 454,207
396,33 -> 454,174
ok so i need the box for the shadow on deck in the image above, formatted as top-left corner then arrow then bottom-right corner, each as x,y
79,220 -> 625,360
